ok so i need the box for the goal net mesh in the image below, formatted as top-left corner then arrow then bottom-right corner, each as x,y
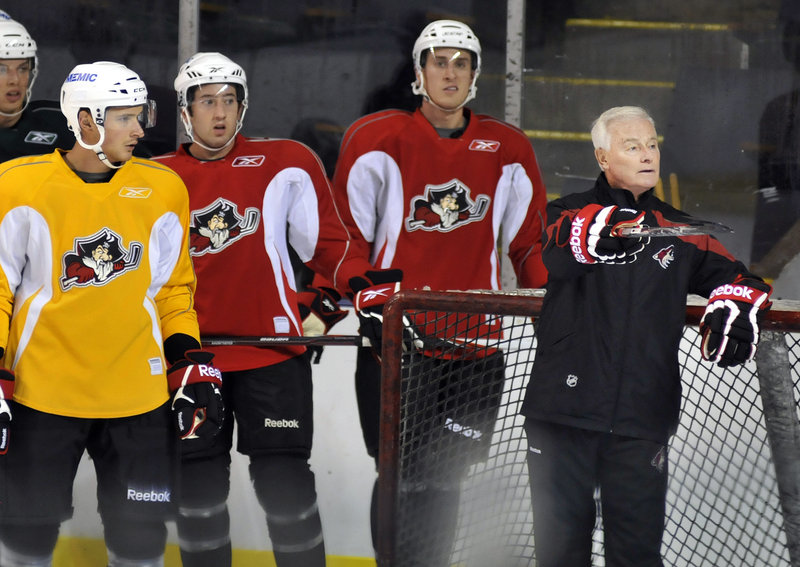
377,289 -> 799,567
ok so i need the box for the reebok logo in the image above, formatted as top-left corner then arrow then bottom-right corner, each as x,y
119,187 -> 152,199
468,139 -> 500,152
570,216 -> 591,263
198,364 -> 222,381
232,155 -> 265,167
24,131 -> 57,145
265,418 -> 300,429
362,286 -> 392,301
444,417 -> 483,440
709,284 -> 753,301
127,488 -> 171,502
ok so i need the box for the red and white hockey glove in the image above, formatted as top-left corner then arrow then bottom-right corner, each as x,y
570,204 -> 649,264
0,369 -> 13,455
349,269 -> 403,352
298,286 -> 348,337
700,277 -> 772,367
168,350 -> 224,453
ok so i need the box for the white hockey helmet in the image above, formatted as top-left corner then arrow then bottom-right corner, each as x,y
174,52 -> 248,150
60,61 -> 156,168
0,10 -> 38,117
411,20 -> 481,110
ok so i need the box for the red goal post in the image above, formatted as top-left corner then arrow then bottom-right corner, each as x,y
378,288 -> 800,567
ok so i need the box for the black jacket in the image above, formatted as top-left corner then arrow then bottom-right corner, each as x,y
521,174 -> 764,443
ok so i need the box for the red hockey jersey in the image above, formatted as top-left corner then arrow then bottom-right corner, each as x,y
333,108 -> 548,347
333,108 -> 547,291
155,135 -> 368,371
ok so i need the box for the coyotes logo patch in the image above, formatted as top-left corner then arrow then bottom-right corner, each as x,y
653,245 -> 675,269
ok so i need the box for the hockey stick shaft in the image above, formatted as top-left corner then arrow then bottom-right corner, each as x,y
615,220 -> 733,238
202,335 -> 369,347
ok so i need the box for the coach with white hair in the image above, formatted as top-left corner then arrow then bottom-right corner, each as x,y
521,105 -> 772,566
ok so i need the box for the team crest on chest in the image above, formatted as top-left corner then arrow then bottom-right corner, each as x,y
653,245 -> 675,269
190,197 -> 260,255
60,229 -> 143,291
405,179 -> 490,233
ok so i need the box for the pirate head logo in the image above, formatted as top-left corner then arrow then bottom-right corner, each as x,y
60,229 -> 142,291
190,197 -> 260,256
405,179 -> 490,233
653,245 -> 675,269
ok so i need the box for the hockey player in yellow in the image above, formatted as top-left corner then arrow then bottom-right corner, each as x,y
0,62 -> 223,566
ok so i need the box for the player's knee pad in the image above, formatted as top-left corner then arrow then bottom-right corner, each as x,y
178,453 -> 231,507
249,454 -> 317,513
0,523 -> 59,566
250,455 -> 324,555
103,516 -> 166,564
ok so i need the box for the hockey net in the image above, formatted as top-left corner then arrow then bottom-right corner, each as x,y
377,289 -> 800,567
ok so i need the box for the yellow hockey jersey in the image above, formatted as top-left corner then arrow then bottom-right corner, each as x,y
0,150 -> 200,418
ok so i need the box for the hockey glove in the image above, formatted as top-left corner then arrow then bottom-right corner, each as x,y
298,286 -> 348,337
167,350 -> 224,454
700,277 -> 773,367
0,369 -> 13,455
570,204 -> 649,264
349,269 -> 403,352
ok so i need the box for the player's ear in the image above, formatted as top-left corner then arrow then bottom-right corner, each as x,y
595,147 -> 608,170
77,109 -> 100,144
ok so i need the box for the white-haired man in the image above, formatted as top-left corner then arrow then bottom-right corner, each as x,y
522,106 -> 772,566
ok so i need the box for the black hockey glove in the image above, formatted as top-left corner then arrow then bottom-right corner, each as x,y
298,286 -> 348,363
0,368 -> 13,455
298,286 -> 348,336
349,269 -> 403,353
700,277 -> 773,367
570,204 -> 649,264
167,350 -> 224,454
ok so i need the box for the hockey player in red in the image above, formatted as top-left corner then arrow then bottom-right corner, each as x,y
154,52 -> 369,567
332,19 -> 548,566
0,61 -> 222,566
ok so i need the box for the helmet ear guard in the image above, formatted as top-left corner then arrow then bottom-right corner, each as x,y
411,19 -> 482,111
0,10 -> 38,117
173,52 -> 248,151
60,61 -> 153,169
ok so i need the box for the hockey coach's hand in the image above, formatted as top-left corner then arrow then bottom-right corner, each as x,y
349,269 -> 403,353
570,204 -> 649,264
298,286 -> 348,337
168,350 -> 224,453
700,277 -> 772,367
0,368 -> 13,455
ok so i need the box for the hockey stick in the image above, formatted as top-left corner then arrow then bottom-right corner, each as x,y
614,218 -> 733,238
202,335 -> 369,347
